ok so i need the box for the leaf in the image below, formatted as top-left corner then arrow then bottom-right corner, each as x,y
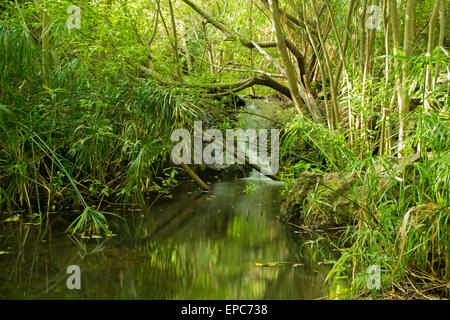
254,262 -> 298,267
4,215 -> 21,222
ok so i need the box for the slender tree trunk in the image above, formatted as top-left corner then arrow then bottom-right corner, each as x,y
333,0 -> 356,93
202,22 -> 216,74
424,0 -> 441,111
399,0 -> 415,157
303,3 -> 333,129
268,0 -> 305,117
147,0 -> 160,50
434,0 -> 446,85
388,0 -> 403,156
168,0 -> 183,81
380,0 -> 392,156
311,1 -> 339,128
33,0 -> 50,77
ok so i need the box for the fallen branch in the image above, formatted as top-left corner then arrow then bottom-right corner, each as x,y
180,162 -> 210,191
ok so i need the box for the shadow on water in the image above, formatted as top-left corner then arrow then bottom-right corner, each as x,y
0,176 -> 333,299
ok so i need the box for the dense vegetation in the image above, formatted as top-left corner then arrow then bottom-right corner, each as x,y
0,0 -> 448,299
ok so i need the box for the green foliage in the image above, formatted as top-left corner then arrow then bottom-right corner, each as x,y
281,115 -> 355,171
243,182 -> 258,195
283,105 -> 449,298
0,0 -> 448,299
0,17 -> 197,235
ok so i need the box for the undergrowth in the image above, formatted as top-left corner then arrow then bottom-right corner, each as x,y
0,25 -> 197,236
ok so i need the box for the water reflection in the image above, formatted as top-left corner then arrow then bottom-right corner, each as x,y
0,178 -> 331,299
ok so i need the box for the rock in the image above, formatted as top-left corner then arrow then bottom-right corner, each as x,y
280,154 -> 430,228
281,172 -> 358,228
194,164 -> 252,181
222,93 -> 246,110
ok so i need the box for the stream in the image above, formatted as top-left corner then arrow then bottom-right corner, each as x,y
0,98 -> 333,299
0,178 -> 332,299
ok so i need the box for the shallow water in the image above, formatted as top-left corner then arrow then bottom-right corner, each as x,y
0,177 -> 332,299
1,99 -> 333,299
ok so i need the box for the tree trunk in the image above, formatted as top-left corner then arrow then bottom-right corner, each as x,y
399,0 -> 415,157
424,0 -> 441,111
168,0 -> 183,82
268,0 -> 305,117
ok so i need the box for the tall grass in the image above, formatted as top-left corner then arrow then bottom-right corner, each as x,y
280,85 -> 449,298
0,23 -> 197,235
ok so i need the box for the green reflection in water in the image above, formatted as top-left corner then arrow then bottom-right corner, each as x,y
0,178 -> 331,299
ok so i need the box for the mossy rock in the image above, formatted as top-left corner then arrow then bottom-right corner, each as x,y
281,172 -> 360,228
